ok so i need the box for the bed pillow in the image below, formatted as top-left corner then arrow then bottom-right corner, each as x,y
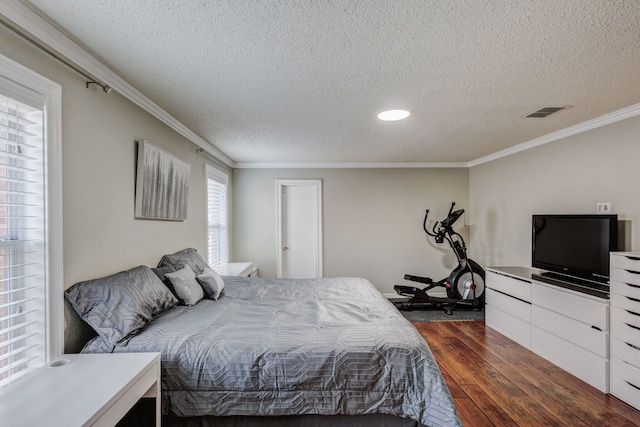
151,265 -> 176,283
157,248 -> 209,275
64,265 -> 178,346
164,264 -> 204,306
197,267 -> 225,300
151,265 -> 179,298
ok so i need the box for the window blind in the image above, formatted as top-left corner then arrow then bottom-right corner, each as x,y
0,94 -> 46,388
206,166 -> 229,271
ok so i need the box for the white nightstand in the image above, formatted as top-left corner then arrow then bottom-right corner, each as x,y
218,262 -> 258,277
0,352 -> 161,427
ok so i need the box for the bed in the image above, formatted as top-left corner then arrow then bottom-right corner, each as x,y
64,250 -> 461,427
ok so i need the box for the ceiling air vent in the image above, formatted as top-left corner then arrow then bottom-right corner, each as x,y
524,106 -> 566,118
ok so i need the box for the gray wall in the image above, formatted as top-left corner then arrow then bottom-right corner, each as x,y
232,168 -> 469,294
469,114 -> 640,269
0,26 -> 217,285
0,25 -> 222,350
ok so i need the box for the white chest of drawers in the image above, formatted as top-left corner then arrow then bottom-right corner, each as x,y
485,267 -> 535,348
486,266 -> 610,393
610,252 -> 640,410
530,279 -> 609,393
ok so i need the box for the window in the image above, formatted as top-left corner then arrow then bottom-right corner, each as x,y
0,54 -> 62,389
206,165 -> 229,271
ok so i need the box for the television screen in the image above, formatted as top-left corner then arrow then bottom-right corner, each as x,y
532,214 -> 617,283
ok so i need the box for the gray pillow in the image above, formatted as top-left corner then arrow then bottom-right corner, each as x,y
151,265 -> 179,298
165,264 -> 204,306
157,248 -> 209,275
64,265 -> 178,346
151,265 -> 176,283
197,267 -> 225,300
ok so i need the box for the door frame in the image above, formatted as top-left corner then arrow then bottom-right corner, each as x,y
276,179 -> 323,278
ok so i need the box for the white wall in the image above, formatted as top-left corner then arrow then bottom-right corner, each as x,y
469,114 -> 640,269
232,167 -> 469,293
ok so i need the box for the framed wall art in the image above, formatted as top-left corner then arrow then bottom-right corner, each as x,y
135,140 -> 191,220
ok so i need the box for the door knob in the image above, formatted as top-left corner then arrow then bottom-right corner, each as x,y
283,246 -> 289,251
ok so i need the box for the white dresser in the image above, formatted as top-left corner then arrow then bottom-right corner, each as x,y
485,267 -> 536,348
486,266 -> 610,393
530,278 -> 609,393
610,252 -> 640,410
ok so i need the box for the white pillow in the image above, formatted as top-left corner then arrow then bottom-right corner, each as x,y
165,264 -> 204,306
197,267 -> 225,300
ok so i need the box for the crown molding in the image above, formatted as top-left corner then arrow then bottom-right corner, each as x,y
469,102 -> 640,167
234,161 -> 469,169
0,0 -> 235,167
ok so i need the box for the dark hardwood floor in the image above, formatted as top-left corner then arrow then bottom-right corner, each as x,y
414,320 -> 640,427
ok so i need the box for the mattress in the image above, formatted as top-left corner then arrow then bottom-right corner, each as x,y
82,276 -> 461,427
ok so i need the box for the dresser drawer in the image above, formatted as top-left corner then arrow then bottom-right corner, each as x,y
532,282 -> 608,331
611,293 -> 640,313
611,357 -> 640,410
612,306 -> 640,329
611,253 -> 640,272
486,270 -> 531,302
611,267 -> 640,289
611,338 -> 640,368
485,288 -> 531,322
485,299 -> 531,349
532,326 -> 609,393
611,279 -> 640,300
532,305 -> 608,357
611,322 -> 640,350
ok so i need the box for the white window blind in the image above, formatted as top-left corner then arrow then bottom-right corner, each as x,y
206,165 -> 229,271
0,94 -> 46,388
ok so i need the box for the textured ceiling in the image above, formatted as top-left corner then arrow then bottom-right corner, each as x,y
25,0 -> 640,164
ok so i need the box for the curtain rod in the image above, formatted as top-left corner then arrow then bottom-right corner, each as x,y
0,20 -> 111,93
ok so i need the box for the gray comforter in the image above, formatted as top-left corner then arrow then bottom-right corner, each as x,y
82,276 -> 461,427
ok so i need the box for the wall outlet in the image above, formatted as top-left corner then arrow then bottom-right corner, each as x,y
596,202 -> 611,214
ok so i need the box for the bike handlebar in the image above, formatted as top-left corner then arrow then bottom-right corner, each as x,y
423,209 -> 436,237
422,202 -> 469,262
423,203 -> 465,237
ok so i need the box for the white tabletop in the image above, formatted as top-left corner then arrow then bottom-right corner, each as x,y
217,262 -> 254,276
0,352 -> 160,427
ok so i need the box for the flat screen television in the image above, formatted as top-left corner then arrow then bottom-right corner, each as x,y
532,214 -> 618,284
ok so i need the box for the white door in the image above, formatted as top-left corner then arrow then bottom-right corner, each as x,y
277,179 -> 323,278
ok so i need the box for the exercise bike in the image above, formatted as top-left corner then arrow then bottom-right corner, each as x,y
393,202 -> 485,314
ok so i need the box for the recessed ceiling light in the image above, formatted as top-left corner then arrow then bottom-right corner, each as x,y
378,109 -> 410,121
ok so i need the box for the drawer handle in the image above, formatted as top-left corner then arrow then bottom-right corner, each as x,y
591,325 -> 602,332
626,342 -> 640,351
627,381 -> 640,392
627,323 -> 640,331
624,282 -> 640,289
625,256 -> 640,261
628,296 -> 640,303
626,309 -> 640,318
625,269 -> 640,276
